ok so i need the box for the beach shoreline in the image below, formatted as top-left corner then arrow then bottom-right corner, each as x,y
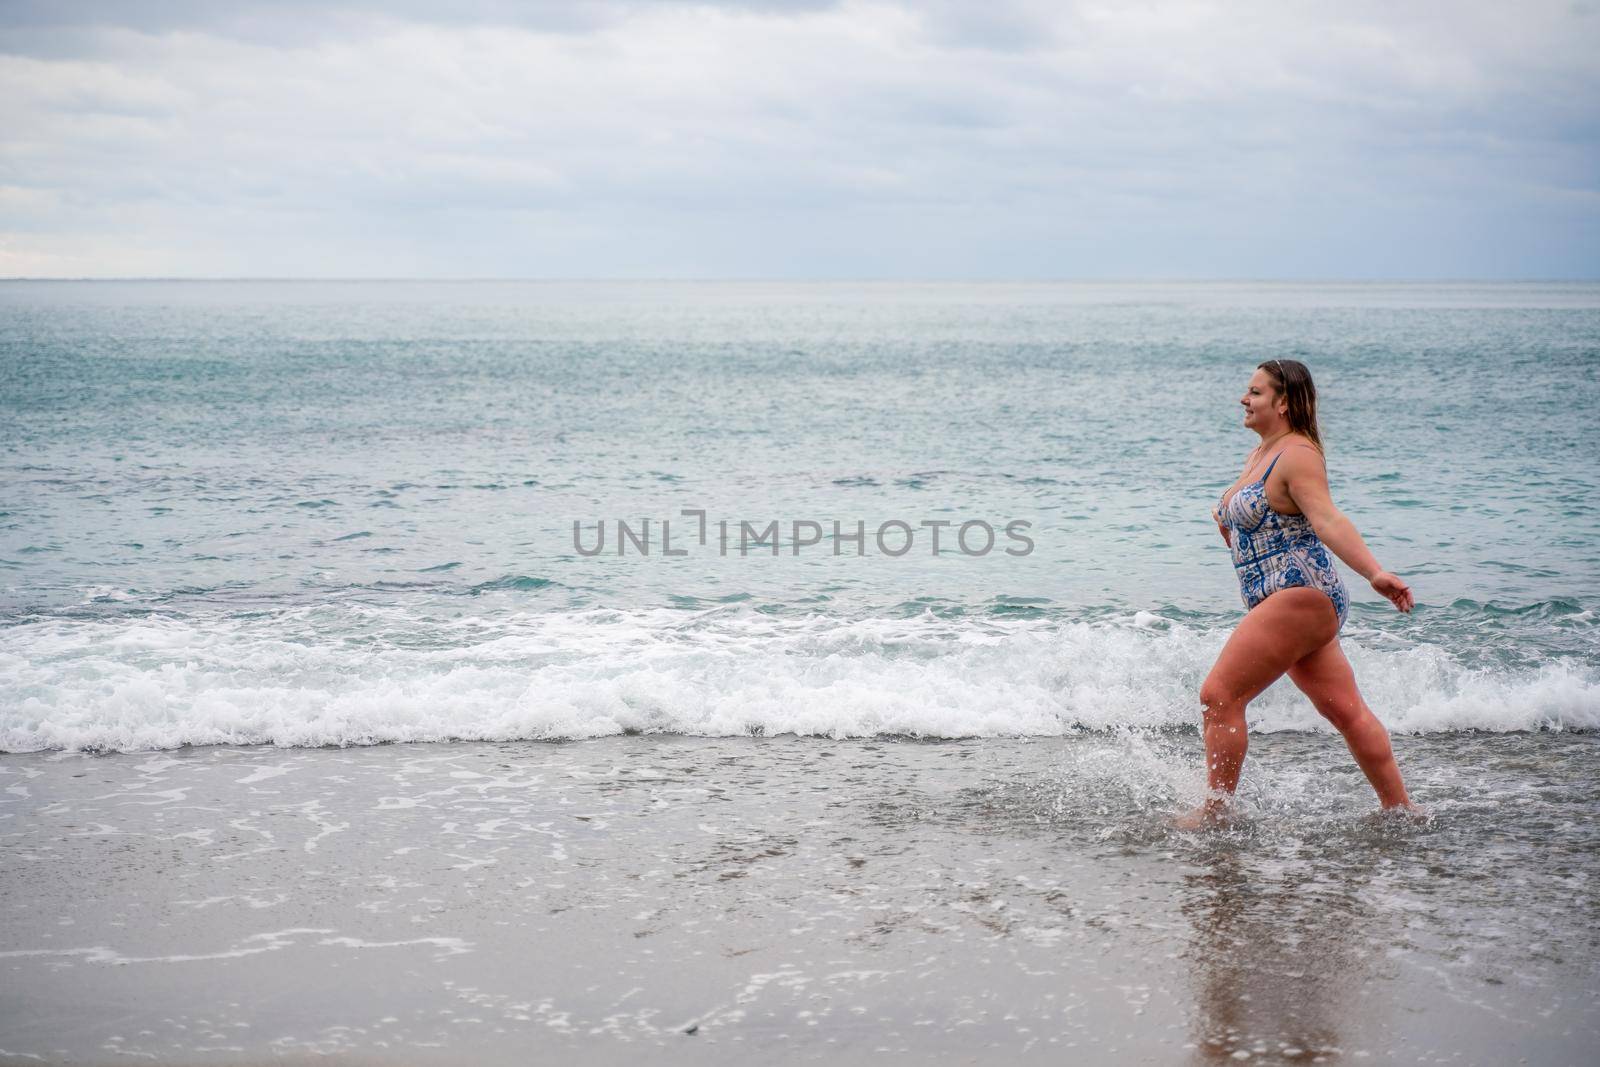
2,733 -> 1595,1065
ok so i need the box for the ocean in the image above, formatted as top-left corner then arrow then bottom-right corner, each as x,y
1,280 -> 1596,1064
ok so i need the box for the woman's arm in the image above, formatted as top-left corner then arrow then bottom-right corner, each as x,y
1281,446 -> 1414,612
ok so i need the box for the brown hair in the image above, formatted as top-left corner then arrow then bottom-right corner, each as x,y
1258,358 -> 1324,453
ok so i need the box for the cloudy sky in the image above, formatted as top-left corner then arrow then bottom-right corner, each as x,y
2,0 -> 1596,279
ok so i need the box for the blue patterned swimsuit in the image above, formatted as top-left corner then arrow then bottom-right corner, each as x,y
1216,449 -> 1349,630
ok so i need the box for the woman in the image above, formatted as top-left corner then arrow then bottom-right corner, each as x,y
1177,359 -> 1416,829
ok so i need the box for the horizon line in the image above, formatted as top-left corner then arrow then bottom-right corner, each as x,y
3,276 -> 1598,285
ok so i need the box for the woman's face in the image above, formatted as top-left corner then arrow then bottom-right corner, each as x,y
1240,369 -> 1287,430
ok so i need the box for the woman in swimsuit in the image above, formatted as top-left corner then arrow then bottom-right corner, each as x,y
1177,359 -> 1417,828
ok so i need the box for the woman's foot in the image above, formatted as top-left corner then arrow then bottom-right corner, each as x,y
1373,800 -> 1429,823
1172,797 -> 1234,830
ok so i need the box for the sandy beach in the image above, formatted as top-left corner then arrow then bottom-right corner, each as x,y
2,734 -> 1595,1065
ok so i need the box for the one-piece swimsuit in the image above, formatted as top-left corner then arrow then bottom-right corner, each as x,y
1216,449 -> 1349,630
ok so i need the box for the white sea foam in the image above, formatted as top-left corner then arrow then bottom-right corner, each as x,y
1,606 -> 1594,752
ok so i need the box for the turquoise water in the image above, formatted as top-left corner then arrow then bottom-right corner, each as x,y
1,281 -> 1597,748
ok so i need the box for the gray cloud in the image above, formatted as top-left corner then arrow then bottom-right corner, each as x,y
1,0 -> 1596,278
0,1 -> 843,52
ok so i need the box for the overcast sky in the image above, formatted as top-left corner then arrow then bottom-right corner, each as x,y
2,0 -> 1596,279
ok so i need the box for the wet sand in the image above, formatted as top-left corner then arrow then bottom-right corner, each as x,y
1,733 -> 1596,1065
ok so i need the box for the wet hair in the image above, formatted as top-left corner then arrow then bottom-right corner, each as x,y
1258,358 -> 1324,452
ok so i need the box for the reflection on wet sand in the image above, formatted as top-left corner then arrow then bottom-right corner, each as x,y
1181,842 -> 1386,1064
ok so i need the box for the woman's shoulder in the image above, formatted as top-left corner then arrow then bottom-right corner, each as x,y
1273,436 -> 1326,473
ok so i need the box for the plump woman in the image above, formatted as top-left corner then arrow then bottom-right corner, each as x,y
1178,359 -> 1417,828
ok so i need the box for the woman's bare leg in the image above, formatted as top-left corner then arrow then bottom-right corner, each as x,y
1287,639 -> 1412,809
1177,588 -> 1340,827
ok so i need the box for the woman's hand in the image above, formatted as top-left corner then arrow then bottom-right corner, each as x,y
1370,571 -> 1414,613
1212,507 -> 1231,547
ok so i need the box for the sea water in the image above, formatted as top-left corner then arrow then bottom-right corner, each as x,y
2,280 -> 1595,751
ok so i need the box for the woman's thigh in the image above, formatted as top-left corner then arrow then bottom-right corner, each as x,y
1286,638 -> 1364,729
1204,587 -> 1341,709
